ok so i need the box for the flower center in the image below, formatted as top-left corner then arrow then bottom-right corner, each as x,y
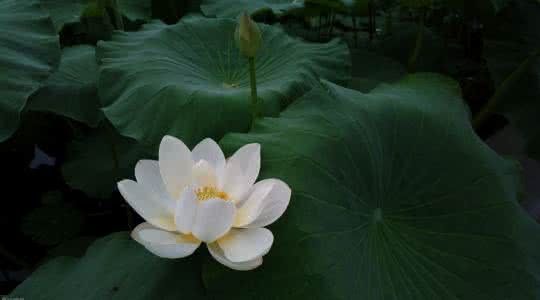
195,186 -> 229,201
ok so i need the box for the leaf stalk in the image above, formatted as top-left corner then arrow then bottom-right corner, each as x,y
473,48 -> 540,129
248,57 -> 259,128
97,0 -> 124,30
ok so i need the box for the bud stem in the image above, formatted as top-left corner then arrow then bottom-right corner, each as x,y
248,57 -> 259,127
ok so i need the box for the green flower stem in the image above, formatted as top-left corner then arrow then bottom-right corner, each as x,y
408,9 -> 425,73
473,48 -> 540,129
248,56 -> 259,127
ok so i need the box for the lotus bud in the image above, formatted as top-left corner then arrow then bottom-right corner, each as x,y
235,12 -> 262,58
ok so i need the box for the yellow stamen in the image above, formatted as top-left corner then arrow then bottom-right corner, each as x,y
195,186 -> 229,201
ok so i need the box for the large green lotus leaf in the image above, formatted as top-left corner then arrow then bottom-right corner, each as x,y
97,17 -> 350,149
11,232 -> 207,299
483,0 -> 540,161
41,0 -> 151,32
201,0 -> 304,18
0,0 -> 61,142
26,45 -> 103,127
48,236 -> 96,258
62,124 -> 151,198
205,74 -> 540,299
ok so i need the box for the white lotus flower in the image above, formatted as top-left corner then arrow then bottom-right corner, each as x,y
117,135 -> 291,271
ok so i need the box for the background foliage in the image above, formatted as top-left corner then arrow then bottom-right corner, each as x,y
2,0 -> 540,299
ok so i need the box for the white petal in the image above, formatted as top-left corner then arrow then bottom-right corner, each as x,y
226,143 -> 260,188
192,160 -> 217,188
233,179 -> 273,226
222,162 -> 250,204
191,138 -> 225,184
234,179 -> 291,228
217,228 -> 273,262
159,135 -> 194,199
118,180 -> 175,231
135,160 -> 176,213
207,243 -> 263,271
131,223 -> 200,258
191,199 -> 236,243
175,187 -> 198,234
